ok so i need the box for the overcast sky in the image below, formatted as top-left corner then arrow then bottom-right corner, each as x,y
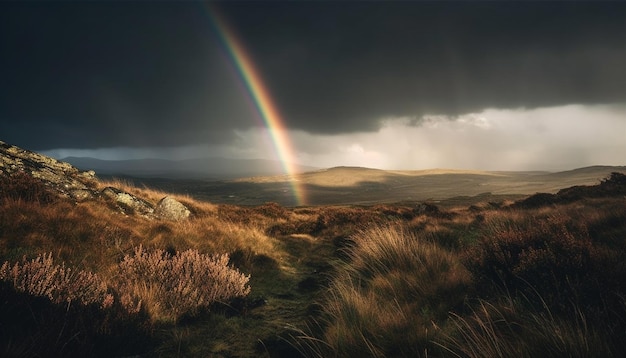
1,1 -> 624,171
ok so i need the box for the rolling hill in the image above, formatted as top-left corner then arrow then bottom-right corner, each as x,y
128,165 -> 626,206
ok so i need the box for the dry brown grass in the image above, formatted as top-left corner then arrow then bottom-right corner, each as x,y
0,197 -> 132,267
429,197 -> 626,358
0,177 -> 285,269
440,298 -> 603,358
314,224 -> 472,357
292,189 -> 626,357
97,178 -> 170,204
2,171 -> 625,357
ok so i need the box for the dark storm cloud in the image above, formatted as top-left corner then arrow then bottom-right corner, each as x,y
224,1 -> 625,133
0,1 -> 624,150
0,2 -> 254,150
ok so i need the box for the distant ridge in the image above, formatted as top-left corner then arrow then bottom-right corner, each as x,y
3,139 -> 624,207
62,156 -> 320,180
543,165 -> 626,176
218,164 -> 626,205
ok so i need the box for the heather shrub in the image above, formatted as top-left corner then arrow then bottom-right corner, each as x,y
461,206 -> 626,355
372,204 -> 417,220
217,205 -> 262,225
114,245 -> 251,323
0,253 -> 113,308
0,282 -> 154,357
0,171 -> 57,204
0,253 -> 151,357
256,201 -> 290,219
314,207 -> 388,238
464,212 -> 595,305
266,216 -> 322,236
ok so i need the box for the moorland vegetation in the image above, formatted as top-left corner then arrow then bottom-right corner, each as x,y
0,168 -> 625,357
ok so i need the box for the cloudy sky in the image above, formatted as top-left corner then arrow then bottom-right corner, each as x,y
1,1 -> 624,171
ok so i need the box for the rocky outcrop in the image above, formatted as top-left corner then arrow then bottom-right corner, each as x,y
0,140 -> 191,221
0,141 -> 98,201
155,196 -> 190,221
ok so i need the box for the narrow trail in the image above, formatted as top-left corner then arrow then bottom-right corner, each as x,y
175,232 -> 336,357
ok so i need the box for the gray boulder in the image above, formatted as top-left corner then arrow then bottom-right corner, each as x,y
102,186 -> 154,215
69,189 -> 95,202
155,196 -> 190,221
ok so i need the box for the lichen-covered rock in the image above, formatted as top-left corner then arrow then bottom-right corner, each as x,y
0,140 -> 188,220
0,140 -> 98,199
102,187 -> 154,215
69,189 -> 95,202
155,196 -> 190,221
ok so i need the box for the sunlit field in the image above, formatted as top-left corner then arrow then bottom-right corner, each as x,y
1,171 -> 625,357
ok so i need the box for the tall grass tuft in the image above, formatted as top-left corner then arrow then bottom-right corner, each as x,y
437,290 -> 614,358
308,224 -> 472,357
114,245 -> 251,323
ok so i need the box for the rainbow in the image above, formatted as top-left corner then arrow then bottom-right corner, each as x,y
207,6 -> 306,206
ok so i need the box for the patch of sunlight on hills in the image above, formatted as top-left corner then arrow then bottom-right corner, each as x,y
236,166 -> 508,187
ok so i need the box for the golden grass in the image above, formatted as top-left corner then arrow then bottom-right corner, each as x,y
291,192 -> 626,357
2,172 -> 625,357
0,176 -> 285,263
315,224 -> 472,357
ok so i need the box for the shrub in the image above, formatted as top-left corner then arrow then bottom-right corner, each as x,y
0,253 -> 112,308
462,205 -> 626,353
256,202 -> 290,219
314,207 -> 388,238
0,171 -> 57,204
0,254 -> 148,357
464,212 -> 594,305
114,245 -> 251,323
266,217 -> 322,236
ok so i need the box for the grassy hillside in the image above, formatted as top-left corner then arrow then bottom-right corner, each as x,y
1,171 -> 625,357
132,165 -> 626,206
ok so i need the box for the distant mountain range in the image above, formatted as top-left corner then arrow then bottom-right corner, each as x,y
61,157 -> 320,180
